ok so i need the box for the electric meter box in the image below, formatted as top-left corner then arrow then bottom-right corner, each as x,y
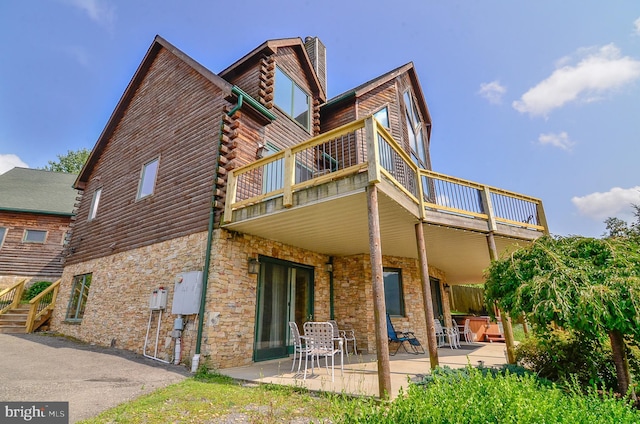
149,288 -> 168,310
171,271 -> 203,315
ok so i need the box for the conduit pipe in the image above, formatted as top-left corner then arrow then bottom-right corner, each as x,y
191,87 -> 275,373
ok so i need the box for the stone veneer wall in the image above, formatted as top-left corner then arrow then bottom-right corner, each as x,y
332,254 -> 446,354
50,232 -> 210,363
50,229 -> 333,370
51,228 -> 446,369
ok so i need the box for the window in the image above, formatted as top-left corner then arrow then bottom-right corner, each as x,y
137,158 -> 159,199
383,268 -> 405,316
403,91 -> 427,167
0,227 -> 6,249
23,229 -> 47,243
274,67 -> 310,130
373,107 -> 389,128
65,273 -> 92,322
88,188 -> 102,221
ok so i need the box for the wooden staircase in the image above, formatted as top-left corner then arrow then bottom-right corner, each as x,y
0,305 -> 30,334
0,279 -> 60,334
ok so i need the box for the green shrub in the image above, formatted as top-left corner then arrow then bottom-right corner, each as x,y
337,366 -> 640,423
515,329 -> 618,390
22,281 -> 52,301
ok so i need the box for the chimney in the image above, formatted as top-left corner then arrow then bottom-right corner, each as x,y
304,36 -> 327,96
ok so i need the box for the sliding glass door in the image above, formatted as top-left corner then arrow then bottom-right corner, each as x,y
254,257 -> 313,361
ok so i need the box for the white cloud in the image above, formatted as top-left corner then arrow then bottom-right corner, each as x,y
537,131 -> 575,152
572,186 -> 640,220
634,17 -> 640,35
0,154 -> 28,174
63,0 -> 116,28
478,80 -> 506,104
513,44 -> 640,117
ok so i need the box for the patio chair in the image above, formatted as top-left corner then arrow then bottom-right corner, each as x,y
462,318 -> 474,343
449,318 -> 461,349
433,319 -> 446,347
386,313 -> 425,356
435,319 -> 458,349
303,321 -> 343,381
328,319 -> 357,355
289,321 -> 312,373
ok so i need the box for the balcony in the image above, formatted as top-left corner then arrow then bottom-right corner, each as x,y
223,117 -> 547,284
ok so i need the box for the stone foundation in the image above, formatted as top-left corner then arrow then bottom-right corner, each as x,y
51,229 -> 447,369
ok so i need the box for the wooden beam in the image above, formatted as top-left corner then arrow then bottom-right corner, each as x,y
415,222 -> 439,369
487,232 -> 516,364
367,184 -> 392,399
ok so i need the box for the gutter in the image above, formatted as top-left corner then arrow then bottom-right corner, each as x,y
0,207 -> 74,217
191,88 -> 275,372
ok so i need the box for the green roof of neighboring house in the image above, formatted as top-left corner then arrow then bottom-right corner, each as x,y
0,167 -> 77,216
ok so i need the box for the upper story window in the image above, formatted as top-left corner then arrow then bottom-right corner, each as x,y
0,227 -> 6,249
137,158 -> 159,200
88,188 -> 102,221
23,229 -> 47,244
274,67 -> 310,130
373,107 -> 389,128
384,268 -> 405,317
403,91 -> 428,168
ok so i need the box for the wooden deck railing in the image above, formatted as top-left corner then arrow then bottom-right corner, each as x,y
0,280 -> 26,315
224,116 -> 546,233
26,279 -> 60,333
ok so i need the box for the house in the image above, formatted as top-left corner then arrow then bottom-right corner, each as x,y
49,35 -> 547,395
0,167 -> 77,288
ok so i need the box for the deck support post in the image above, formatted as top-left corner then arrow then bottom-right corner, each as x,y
486,232 -> 517,364
367,184 -> 392,399
415,222 -> 439,369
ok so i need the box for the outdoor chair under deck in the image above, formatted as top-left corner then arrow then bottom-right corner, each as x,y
462,318 -> 475,343
303,321 -> 343,382
328,319 -> 357,355
289,321 -> 313,373
435,319 -> 459,349
386,313 -> 425,356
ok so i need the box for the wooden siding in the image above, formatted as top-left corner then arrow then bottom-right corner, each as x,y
66,47 -> 231,265
0,211 -> 70,278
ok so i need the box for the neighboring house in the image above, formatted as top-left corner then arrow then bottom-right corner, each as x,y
0,167 -> 77,288
50,36 -> 547,379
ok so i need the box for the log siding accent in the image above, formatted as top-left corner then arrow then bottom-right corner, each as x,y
66,47 -> 230,265
0,211 -> 70,279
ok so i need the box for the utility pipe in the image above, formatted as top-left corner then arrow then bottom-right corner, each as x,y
192,88 -> 275,372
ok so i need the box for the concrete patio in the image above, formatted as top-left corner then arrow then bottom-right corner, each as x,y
220,342 -> 508,398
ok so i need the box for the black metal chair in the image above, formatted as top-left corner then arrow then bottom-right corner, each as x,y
386,313 -> 425,355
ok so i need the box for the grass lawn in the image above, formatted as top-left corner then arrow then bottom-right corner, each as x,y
80,365 -> 640,424
79,372 -> 343,423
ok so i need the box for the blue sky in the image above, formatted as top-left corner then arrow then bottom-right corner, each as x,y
1,1 -> 639,238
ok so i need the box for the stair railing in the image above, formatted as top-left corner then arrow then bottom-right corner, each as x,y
0,280 -> 26,315
25,279 -> 61,333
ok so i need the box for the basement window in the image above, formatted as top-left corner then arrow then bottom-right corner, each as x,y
65,273 -> 92,322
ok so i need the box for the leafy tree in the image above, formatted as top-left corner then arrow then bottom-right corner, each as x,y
485,234 -> 640,398
41,148 -> 90,174
604,204 -> 640,239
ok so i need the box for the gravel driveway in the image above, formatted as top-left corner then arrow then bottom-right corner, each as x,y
0,332 -> 189,423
